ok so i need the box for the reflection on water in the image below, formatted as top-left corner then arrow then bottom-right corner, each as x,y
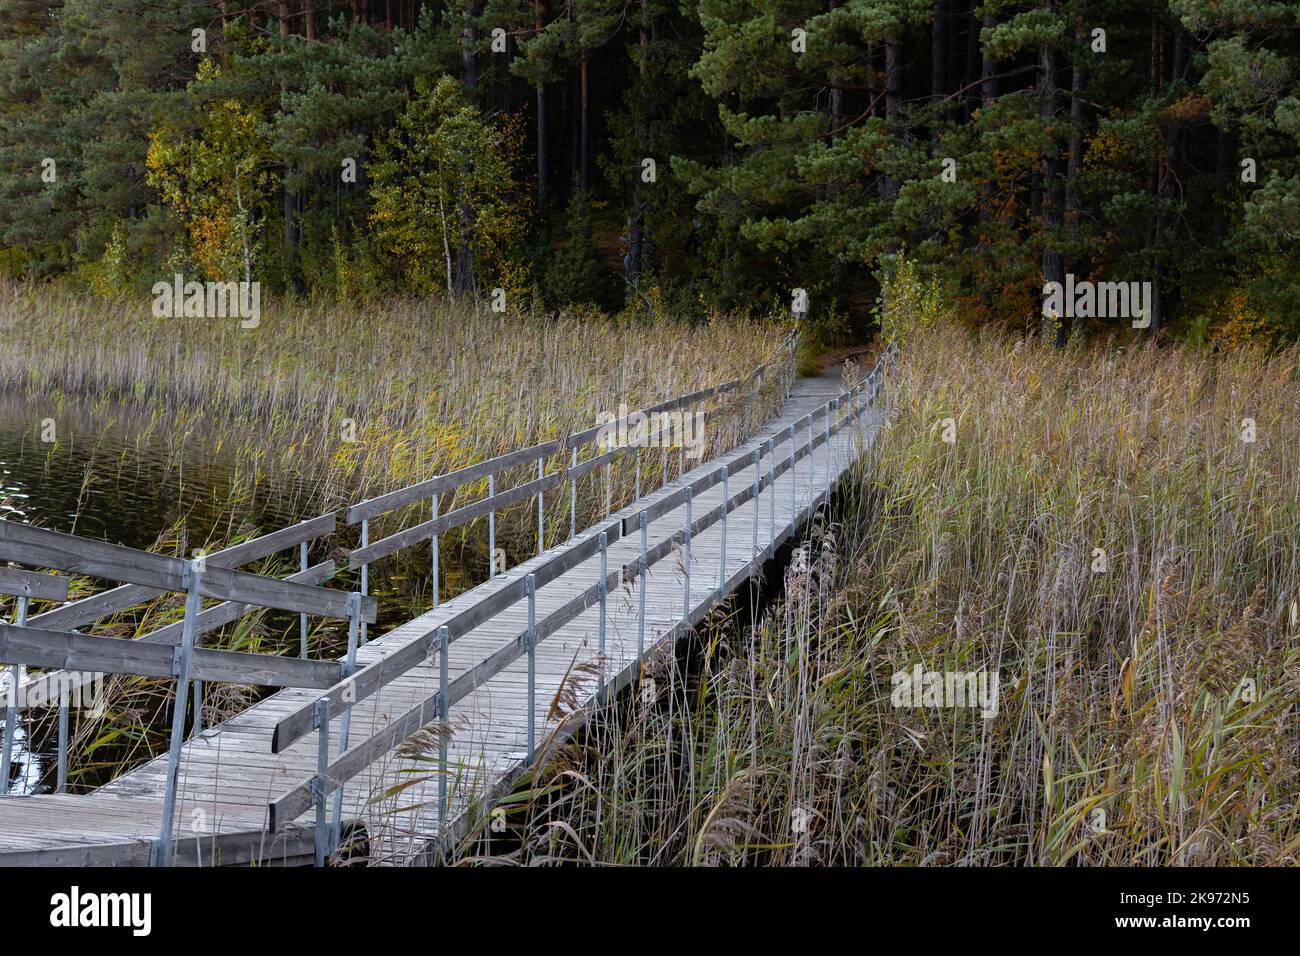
0,390 -> 319,547
0,388 -> 491,795
0,388 -> 332,794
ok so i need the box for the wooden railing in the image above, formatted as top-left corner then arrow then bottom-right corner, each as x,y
266,342 -> 896,864
0,519 -> 373,865
0,330 -> 803,865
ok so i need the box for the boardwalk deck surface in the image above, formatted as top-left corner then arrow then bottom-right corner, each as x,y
0,368 -> 882,866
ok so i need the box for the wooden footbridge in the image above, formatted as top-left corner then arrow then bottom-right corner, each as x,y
0,338 -> 893,866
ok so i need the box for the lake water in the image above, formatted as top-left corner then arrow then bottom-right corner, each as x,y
0,388 -> 338,794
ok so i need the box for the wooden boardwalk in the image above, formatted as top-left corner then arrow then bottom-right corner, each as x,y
0,366 -> 884,866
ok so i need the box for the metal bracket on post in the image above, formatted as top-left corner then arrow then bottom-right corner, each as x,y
825,404 -> 832,476
807,417 -> 814,508
359,518 -> 370,645
682,488 -> 692,624
597,532 -> 607,697
313,697 -> 331,867
56,678 -> 69,794
525,574 -> 536,763
299,529 -> 309,659
331,591 -> 362,852
536,459 -> 545,556
1,594 -> 28,797
569,447 -> 578,540
638,512 -> 647,666
790,429 -> 797,538
437,625 -> 449,836
151,559 -> 202,867
432,496 -> 440,607
487,476 -> 495,580
768,439 -> 776,553
718,465 -> 728,599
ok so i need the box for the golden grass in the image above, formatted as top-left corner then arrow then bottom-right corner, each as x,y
470,328 -> 1300,866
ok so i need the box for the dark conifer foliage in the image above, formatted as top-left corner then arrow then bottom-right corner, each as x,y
0,1 -> 1295,339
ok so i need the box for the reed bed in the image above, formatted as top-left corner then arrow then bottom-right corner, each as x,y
466,329 -> 1300,866
0,286 -> 782,513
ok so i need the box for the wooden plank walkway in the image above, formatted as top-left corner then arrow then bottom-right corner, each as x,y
0,367 -> 882,866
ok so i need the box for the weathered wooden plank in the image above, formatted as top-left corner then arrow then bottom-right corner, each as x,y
345,438 -> 566,525
0,624 -> 341,689
270,516 -> 625,753
348,468 -> 567,568
0,567 -> 69,602
0,521 -> 372,622
24,513 -> 336,633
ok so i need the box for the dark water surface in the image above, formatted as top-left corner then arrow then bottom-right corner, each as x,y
0,388 -> 332,794
0,388 -> 498,794
0,389 -> 320,547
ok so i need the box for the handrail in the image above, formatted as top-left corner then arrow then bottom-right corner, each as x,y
265,332 -> 813,755
267,342 -> 895,840
343,334 -> 794,528
23,512 -> 337,633
0,326 -> 805,867
0,568 -> 69,602
0,517 -> 372,865
0,519 -> 368,622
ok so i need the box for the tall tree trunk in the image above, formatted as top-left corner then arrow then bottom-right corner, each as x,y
882,34 -> 901,201
278,1 -> 301,293
304,1 -> 315,40
978,7 -> 996,226
1039,7 -> 1065,345
1213,124 -> 1231,239
1146,13 -> 1166,333
580,53 -> 590,191
535,0 -> 547,206
462,1 -> 481,101
829,0 -> 843,132
1065,5 -> 1086,275
626,0 -> 650,287
931,0 -> 947,147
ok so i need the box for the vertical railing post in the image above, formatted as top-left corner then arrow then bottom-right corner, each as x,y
299,529 -> 309,659
605,456 -> 613,517
598,531 -> 607,696
525,574 -> 536,762
431,496 -> 440,608
312,698 -> 331,867
151,559 -> 202,867
768,439 -> 776,553
638,512 -> 647,665
682,487 -> 692,624
807,415 -> 814,506
437,625 -> 449,833
1,594 -> 28,795
359,518 -> 370,644
330,592 -> 361,851
487,475 -> 495,580
718,465 -> 728,598
56,675 -> 68,794
790,426 -> 797,534
536,459 -> 545,557
570,446 -> 578,540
